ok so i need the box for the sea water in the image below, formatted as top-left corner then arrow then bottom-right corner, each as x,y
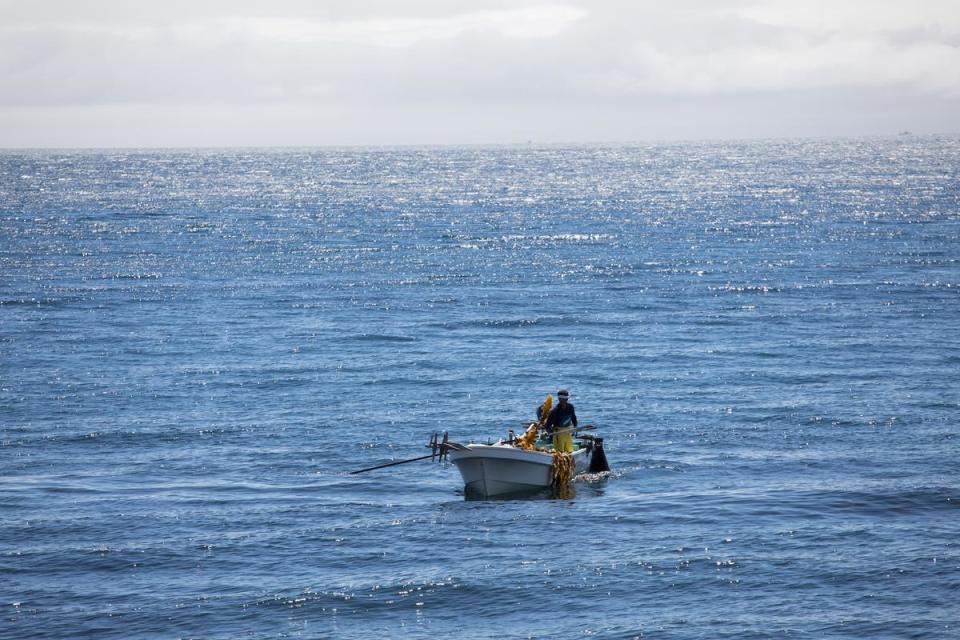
1,138 -> 958,639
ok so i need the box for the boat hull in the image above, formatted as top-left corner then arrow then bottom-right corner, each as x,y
448,443 -> 590,497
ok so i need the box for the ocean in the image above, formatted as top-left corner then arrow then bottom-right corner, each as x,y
1,138 -> 958,639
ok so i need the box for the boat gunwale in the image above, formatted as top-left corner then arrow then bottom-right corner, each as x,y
447,442 -> 588,467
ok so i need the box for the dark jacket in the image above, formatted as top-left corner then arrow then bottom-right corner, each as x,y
546,402 -> 577,433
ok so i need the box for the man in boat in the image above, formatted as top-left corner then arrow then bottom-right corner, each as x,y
546,389 -> 577,453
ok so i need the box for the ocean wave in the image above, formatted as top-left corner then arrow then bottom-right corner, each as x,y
430,315 -> 613,331
806,486 -> 958,516
343,333 -> 418,343
446,233 -> 617,247
0,296 -> 83,307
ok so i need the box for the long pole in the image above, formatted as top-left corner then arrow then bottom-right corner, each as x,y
349,452 -> 440,475
549,424 -> 596,438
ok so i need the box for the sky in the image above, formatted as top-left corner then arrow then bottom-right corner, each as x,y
1,0 -> 959,147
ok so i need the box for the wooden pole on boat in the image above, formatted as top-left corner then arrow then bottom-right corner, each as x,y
349,452 -> 442,475
351,432 -> 455,474
549,424 -> 596,438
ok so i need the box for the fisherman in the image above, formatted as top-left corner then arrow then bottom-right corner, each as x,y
546,389 -> 577,453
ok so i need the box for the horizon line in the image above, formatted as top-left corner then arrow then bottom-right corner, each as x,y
0,131 -> 953,153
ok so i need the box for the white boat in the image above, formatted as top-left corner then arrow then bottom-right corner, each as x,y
446,438 -> 601,497
349,426 -> 609,498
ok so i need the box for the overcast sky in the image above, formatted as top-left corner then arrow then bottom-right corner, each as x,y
1,0 -> 958,147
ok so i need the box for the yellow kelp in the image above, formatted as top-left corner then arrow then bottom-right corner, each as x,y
512,394 -> 577,495
513,394 -> 552,450
539,394 -> 553,428
550,450 -> 576,495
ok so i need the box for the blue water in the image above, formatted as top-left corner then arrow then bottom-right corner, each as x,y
2,138 -> 959,639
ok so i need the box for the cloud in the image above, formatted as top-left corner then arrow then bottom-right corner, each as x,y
220,6 -> 588,47
735,0 -> 960,35
0,3 -> 588,106
0,0 -> 958,145
561,1 -> 960,97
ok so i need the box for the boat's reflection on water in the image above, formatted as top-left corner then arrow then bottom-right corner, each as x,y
462,474 -> 609,501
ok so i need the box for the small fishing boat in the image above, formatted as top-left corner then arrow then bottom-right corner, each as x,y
442,392 -> 609,497
350,394 -> 610,498
446,435 -> 605,497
